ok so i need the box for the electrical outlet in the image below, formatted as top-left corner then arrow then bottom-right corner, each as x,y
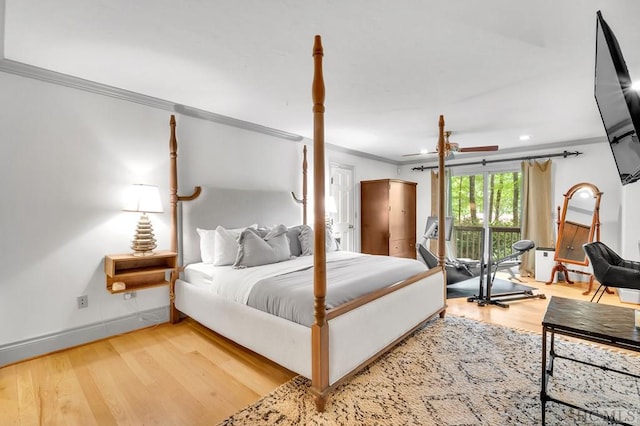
77,295 -> 88,309
123,291 -> 136,300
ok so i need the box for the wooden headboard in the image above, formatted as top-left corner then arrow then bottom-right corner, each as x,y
179,187 -> 302,266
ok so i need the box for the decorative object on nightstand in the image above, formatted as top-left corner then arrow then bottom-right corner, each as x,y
104,251 -> 177,293
123,184 -> 163,256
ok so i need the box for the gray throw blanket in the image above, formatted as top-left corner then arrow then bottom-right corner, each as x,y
246,254 -> 427,326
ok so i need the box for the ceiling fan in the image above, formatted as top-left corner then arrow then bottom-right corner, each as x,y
402,131 -> 498,157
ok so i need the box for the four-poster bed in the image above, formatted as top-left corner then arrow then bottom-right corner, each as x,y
167,35 -> 448,411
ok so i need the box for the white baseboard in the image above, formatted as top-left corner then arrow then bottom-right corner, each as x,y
0,306 -> 169,367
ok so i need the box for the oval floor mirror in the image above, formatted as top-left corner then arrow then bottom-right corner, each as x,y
546,182 -> 602,295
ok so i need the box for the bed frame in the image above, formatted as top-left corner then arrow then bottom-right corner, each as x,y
167,35 -> 448,412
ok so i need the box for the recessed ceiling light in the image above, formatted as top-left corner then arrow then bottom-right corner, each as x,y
519,135 -> 531,141
420,148 -> 429,155
632,81 -> 640,91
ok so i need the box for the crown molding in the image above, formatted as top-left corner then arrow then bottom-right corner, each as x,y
0,58 -> 304,141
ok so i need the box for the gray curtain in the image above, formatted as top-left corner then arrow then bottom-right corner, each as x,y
520,159 -> 554,276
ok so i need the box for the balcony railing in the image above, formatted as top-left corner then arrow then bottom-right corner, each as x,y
453,225 -> 521,261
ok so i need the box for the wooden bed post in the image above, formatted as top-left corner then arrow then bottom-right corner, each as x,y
303,145 -> 308,224
169,115 -> 181,323
437,115 -> 448,318
437,115 -> 446,270
168,114 -> 202,324
169,115 -> 179,255
311,35 -> 329,412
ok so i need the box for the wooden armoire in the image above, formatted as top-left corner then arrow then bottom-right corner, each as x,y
360,179 -> 417,259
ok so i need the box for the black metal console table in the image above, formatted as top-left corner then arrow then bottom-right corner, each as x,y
541,296 -> 640,425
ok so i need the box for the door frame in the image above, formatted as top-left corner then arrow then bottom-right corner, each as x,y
329,162 -> 356,252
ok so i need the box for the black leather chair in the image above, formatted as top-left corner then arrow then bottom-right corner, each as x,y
582,241 -> 640,302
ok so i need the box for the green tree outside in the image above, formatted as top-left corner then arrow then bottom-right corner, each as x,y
450,171 -> 522,260
450,172 -> 521,227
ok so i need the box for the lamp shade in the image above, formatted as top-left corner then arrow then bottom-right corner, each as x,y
123,184 -> 163,213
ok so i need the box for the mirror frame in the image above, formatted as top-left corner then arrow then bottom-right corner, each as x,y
553,182 -> 602,266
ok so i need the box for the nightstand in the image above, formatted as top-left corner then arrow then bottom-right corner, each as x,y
104,250 -> 177,293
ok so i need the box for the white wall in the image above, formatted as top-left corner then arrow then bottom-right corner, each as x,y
0,71 -> 173,351
0,70 -> 402,363
621,183 -> 640,261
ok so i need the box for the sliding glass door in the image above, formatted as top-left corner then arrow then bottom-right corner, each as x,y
449,168 -> 522,261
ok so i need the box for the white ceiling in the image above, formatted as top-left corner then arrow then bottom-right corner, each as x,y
3,0 -> 640,163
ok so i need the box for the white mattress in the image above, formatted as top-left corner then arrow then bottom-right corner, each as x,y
183,251 -> 365,298
183,262 -> 216,287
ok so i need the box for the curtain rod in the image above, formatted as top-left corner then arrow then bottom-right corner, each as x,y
411,150 -> 582,171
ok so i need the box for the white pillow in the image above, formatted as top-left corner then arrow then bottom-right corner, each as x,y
196,228 -> 217,263
234,225 -> 291,268
213,224 -> 257,266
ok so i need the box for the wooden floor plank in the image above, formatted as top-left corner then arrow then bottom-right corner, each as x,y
49,351 -> 98,426
14,364 -> 39,426
0,365 -> 21,424
65,344 -> 121,426
130,327 -> 241,423
181,320 -> 294,395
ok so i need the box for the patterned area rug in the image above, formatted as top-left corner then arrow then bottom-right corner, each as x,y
219,316 -> 640,425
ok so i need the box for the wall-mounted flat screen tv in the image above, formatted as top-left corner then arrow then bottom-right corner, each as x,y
594,11 -> 640,186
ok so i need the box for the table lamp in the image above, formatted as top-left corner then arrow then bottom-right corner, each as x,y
123,184 -> 163,256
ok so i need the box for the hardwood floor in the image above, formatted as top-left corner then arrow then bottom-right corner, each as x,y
0,319 -> 295,425
446,275 -> 632,333
1,275 -> 636,425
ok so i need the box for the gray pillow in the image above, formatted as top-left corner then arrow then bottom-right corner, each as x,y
213,224 -> 257,266
299,224 -> 339,256
234,224 -> 291,268
286,225 -> 304,257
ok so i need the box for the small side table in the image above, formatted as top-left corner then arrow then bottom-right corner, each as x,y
104,251 -> 177,293
541,296 -> 640,425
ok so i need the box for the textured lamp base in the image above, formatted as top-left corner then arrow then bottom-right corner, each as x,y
131,249 -> 155,257
131,213 -> 157,256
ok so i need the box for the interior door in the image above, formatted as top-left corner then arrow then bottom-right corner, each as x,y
329,163 -> 355,251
